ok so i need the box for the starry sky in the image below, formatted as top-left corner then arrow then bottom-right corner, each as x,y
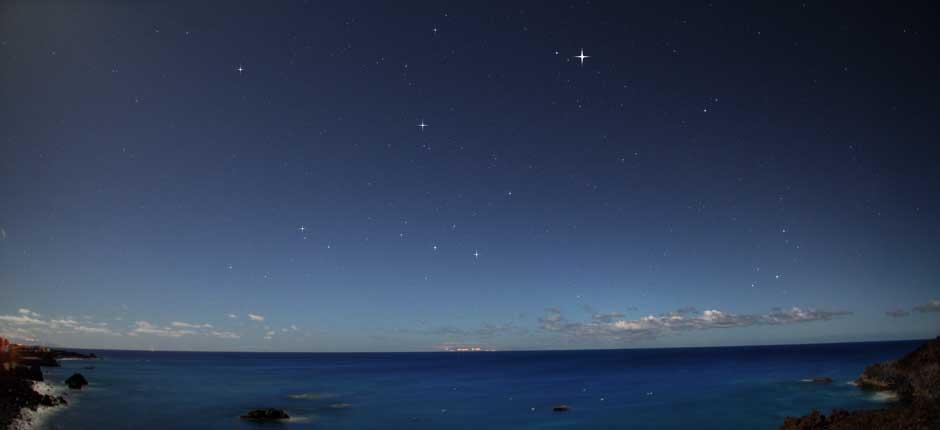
1,1 -> 939,352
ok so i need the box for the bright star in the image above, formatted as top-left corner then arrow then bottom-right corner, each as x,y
417,120 -> 429,131
298,225 -> 306,232
236,65 -> 245,73
574,49 -> 590,65
473,250 -> 480,259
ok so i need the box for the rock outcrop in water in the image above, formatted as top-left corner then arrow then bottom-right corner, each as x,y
779,336 -> 940,430
65,373 -> 89,390
240,408 -> 290,421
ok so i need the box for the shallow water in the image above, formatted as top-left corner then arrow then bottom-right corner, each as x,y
37,340 -> 920,429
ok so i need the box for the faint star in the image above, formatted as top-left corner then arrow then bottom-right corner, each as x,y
473,250 -> 480,259
417,120 -> 429,131
574,48 -> 590,65
433,245 -> 438,251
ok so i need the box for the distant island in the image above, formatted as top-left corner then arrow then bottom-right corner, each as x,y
779,336 -> 940,429
0,337 -> 97,429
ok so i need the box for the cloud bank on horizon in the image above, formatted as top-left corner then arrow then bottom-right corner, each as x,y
8,299 -> 937,351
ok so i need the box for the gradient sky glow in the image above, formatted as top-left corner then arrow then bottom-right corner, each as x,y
1,1 -> 939,351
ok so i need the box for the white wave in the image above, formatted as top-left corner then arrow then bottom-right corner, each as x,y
287,415 -> 314,423
869,391 -> 899,402
288,392 -> 335,400
9,382 -> 68,430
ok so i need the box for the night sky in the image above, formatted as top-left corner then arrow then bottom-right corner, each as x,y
1,1 -> 939,352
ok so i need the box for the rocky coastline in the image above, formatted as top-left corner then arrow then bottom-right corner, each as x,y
780,336 -> 940,429
1,342 -> 97,429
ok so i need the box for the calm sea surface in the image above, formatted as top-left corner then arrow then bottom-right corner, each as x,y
36,340 -> 922,429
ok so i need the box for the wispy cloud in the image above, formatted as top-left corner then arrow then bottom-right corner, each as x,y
210,330 -> 240,339
248,313 -> 265,322
171,321 -> 213,329
885,308 -> 912,318
227,314 -> 238,319
539,306 -> 852,342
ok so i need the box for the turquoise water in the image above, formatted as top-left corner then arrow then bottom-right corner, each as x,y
37,340 -> 919,429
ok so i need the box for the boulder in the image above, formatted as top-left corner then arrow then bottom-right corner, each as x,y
65,373 -> 88,389
240,408 -> 290,421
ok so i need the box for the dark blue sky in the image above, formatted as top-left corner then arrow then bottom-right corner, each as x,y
1,1 -> 938,351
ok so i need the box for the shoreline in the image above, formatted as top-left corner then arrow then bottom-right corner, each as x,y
1,344 -> 97,430
779,336 -> 940,429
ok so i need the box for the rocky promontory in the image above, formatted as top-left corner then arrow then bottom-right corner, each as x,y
779,337 -> 940,429
1,340 -> 97,429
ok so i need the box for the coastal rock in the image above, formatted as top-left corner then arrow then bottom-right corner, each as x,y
240,408 -> 290,421
779,336 -> 940,429
12,364 -> 44,382
65,373 -> 89,389
855,336 -> 940,403
1,366 -> 66,429
552,404 -> 570,412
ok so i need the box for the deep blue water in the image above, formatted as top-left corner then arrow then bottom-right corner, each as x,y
36,340 -> 923,429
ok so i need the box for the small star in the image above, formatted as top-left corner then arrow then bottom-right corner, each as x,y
417,120 -> 429,131
473,250 -> 480,259
507,191 -> 513,197
775,274 -> 782,279
574,48 -> 590,65
236,65 -> 245,73
432,27 -> 438,34
432,245 -> 438,251
298,225 -> 306,232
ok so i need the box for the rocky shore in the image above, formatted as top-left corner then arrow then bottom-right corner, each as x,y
780,337 -> 940,429
1,342 -> 97,429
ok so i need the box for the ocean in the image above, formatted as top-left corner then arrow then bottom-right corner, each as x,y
33,340 -> 921,429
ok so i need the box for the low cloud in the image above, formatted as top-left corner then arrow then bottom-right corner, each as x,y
2,307 -> 242,342
131,321 -> 196,338
0,312 -> 118,336
883,299 -> 940,318
18,308 -> 41,318
539,306 -> 852,343
248,313 -> 265,322
913,299 -> 940,313
131,321 -> 237,339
